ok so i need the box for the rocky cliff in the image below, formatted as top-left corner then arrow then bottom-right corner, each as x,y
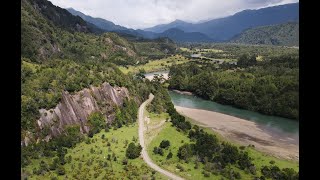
22,82 -> 129,146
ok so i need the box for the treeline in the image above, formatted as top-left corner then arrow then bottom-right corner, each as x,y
180,43 -> 299,59
168,54 -> 299,120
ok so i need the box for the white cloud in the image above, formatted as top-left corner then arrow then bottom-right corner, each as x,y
48,0 -> 299,29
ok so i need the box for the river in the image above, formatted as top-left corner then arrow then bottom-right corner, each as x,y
169,91 -> 299,135
145,71 -> 299,160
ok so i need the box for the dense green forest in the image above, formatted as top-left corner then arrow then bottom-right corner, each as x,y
168,53 -> 299,120
179,43 -> 298,60
230,22 -> 299,46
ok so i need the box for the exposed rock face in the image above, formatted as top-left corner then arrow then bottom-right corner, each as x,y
37,82 -> 129,139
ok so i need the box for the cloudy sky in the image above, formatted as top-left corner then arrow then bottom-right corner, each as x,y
49,0 -> 298,29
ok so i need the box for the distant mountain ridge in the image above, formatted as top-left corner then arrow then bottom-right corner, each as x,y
229,22 -> 299,46
67,8 -> 213,42
66,3 -> 298,43
158,28 -> 213,42
67,8 -> 128,32
144,3 -> 299,41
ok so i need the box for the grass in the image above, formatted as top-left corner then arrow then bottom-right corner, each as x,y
119,54 -> 191,74
145,112 -> 299,179
22,124 -> 167,180
144,112 -> 226,179
146,122 -> 253,179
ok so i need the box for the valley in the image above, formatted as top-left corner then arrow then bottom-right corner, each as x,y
21,0 -> 299,179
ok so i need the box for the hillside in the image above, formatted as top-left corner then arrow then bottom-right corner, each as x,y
158,28 -> 213,42
144,3 -> 299,41
230,22 -> 299,46
21,0 -> 141,64
67,8 -> 128,32
144,19 -> 192,34
26,0 -> 97,33
21,0 -> 177,137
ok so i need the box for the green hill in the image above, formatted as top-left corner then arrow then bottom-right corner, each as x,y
21,0 -> 141,65
230,22 -> 299,46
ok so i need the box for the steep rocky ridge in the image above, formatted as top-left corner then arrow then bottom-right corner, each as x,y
22,82 -> 129,146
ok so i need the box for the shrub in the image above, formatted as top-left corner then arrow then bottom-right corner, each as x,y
56,166 -> 65,175
166,152 -> 173,159
126,142 -> 142,159
269,160 -> 275,165
159,140 -> 170,149
153,147 -> 164,156
122,158 -> 128,165
176,164 -> 185,172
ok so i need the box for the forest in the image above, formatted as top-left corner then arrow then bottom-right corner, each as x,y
168,52 -> 299,120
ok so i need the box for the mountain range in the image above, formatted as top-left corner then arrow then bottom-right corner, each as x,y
67,8 -> 213,42
144,3 -> 299,41
67,3 -> 299,44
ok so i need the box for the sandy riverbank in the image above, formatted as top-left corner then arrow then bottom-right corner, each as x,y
172,89 -> 193,96
145,72 -> 169,81
175,106 -> 299,161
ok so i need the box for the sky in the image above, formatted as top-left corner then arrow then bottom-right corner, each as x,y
49,0 -> 299,29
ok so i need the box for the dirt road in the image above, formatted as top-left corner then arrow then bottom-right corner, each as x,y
138,94 -> 184,180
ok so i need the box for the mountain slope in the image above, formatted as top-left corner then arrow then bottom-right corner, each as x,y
21,0 -> 139,64
230,22 -> 299,46
144,19 -> 192,33
67,8 -> 128,31
144,3 -> 299,41
27,0 -> 98,33
158,28 -> 213,42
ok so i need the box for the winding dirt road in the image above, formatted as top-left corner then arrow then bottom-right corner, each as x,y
138,94 -> 184,180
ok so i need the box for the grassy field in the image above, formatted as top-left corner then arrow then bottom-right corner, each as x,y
119,54 -> 191,74
146,121 -> 252,179
22,124 -> 166,180
145,112 -> 299,180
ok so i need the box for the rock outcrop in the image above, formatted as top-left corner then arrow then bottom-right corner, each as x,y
35,82 -> 129,141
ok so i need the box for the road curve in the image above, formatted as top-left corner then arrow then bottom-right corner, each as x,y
138,93 -> 184,180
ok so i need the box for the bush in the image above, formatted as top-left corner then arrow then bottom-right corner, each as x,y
153,147 -> 164,156
177,144 -> 193,161
87,112 -> 106,135
126,142 -> 142,159
122,158 -> 128,165
159,140 -> 170,149
203,171 -> 210,177
176,164 -> 185,172
269,160 -> 275,165
56,166 -> 65,175
166,152 -> 173,159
